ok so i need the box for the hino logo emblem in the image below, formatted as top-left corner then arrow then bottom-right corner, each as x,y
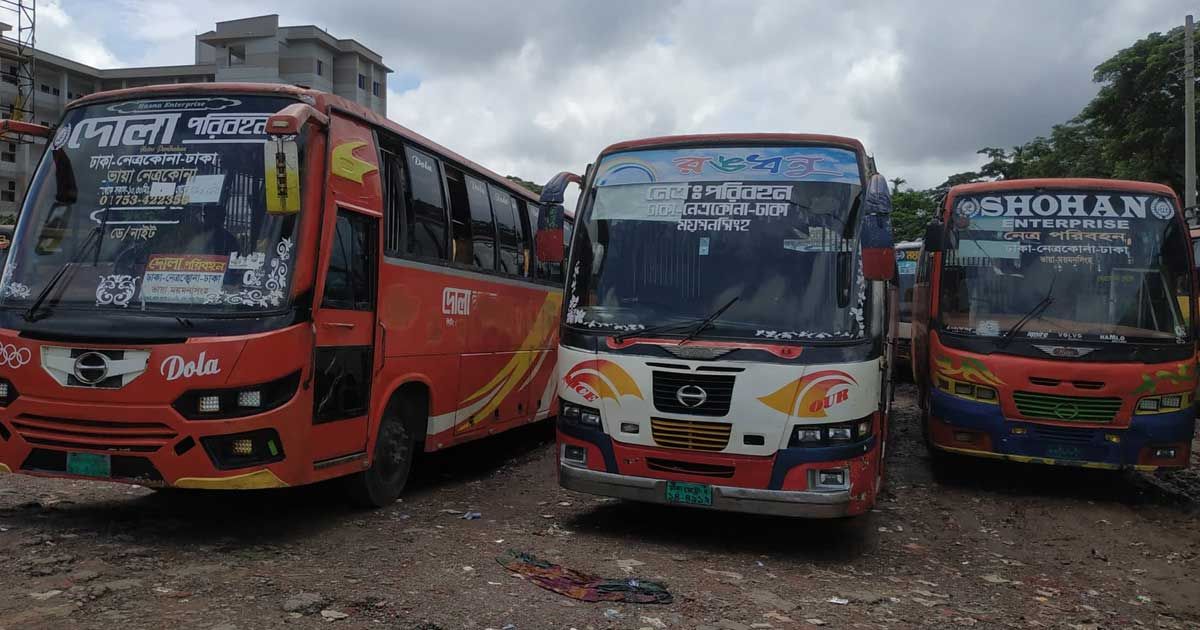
676,385 -> 708,408
72,352 -> 110,385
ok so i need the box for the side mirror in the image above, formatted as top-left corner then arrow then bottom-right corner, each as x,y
923,221 -> 945,252
266,103 -> 329,135
0,119 -> 52,139
535,203 -> 565,264
534,171 -> 582,265
861,173 -> 895,281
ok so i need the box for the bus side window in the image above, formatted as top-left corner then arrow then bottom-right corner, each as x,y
322,209 -> 377,311
380,147 -> 408,257
402,146 -> 448,260
490,185 -> 520,275
516,198 -> 533,278
465,175 -> 496,270
442,166 -> 473,266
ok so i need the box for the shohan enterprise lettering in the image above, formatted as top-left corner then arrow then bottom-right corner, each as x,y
956,192 -> 1177,231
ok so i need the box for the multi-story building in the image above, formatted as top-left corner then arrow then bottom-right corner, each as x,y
0,14 -> 390,217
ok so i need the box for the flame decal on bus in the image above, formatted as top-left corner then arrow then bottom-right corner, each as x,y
563,360 -> 643,404
454,292 -> 562,433
934,355 -> 1005,387
758,370 -> 858,418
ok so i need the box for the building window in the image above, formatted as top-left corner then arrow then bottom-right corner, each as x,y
357,74 -> 366,90
228,44 -> 246,66
39,84 -> 49,94
372,81 -> 381,97
1,181 -> 14,203
51,87 -> 60,96
1,143 -> 14,163
316,59 -> 324,76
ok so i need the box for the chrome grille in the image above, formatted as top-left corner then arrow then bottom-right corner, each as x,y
1012,391 -> 1121,423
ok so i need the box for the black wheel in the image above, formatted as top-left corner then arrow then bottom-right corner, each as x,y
346,397 -> 417,508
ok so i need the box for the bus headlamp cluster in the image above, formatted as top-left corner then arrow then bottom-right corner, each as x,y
936,376 -> 998,404
560,399 -> 602,429
1135,391 -> 1192,415
173,372 -> 301,420
788,416 -> 872,448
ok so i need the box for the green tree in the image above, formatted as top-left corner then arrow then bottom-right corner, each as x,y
889,176 -> 907,194
890,188 -> 938,242
505,175 -> 544,195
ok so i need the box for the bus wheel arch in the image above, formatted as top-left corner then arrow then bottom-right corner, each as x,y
346,381 -> 430,508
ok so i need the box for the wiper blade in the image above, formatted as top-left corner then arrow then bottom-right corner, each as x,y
22,226 -> 103,322
998,273 -> 1057,348
612,319 -> 695,344
678,296 -> 740,346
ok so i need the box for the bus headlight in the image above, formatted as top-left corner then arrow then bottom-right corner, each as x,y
174,372 -> 301,420
788,415 -> 873,447
0,378 -> 18,407
1135,391 -> 1192,415
560,399 -> 603,430
937,376 -> 999,404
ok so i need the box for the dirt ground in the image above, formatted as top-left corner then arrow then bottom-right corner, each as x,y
1,383 -> 1198,630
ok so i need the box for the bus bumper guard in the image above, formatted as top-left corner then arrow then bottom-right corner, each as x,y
558,462 -> 852,518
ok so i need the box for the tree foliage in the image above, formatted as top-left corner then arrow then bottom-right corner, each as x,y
505,175 -> 544,195
890,189 -> 938,242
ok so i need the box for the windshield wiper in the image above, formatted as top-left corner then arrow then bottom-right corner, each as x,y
997,273 -> 1057,348
22,226 -> 102,322
612,319 -> 695,344
678,296 -> 740,346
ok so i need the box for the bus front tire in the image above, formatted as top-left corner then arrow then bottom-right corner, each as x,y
346,401 -> 416,508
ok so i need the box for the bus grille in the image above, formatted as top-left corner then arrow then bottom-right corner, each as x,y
647,457 -> 736,478
11,414 -> 177,453
1032,425 -> 1097,445
650,418 -> 732,452
1011,392 -> 1122,423
652,371 -> 735,417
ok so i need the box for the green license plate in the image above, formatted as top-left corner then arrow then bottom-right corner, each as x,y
66,452 -> 111,478
665,481 -> 713,506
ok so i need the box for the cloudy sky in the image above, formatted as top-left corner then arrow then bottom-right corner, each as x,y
35,0 -> 1196,190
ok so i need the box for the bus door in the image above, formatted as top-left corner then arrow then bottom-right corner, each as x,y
311,206 -> 380,463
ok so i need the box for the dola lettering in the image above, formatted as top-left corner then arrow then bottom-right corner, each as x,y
160,352 -> 220,381
442,288 -> 471,316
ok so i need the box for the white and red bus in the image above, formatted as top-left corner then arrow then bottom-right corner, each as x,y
537,134 -> 899,518
0,83 -> 562,506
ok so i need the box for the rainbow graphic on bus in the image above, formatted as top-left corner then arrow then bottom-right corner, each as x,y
563,360 -> 643,405
758,370 -> 859,418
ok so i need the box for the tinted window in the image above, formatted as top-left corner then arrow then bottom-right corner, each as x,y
404,147 -> 448,259
467,176 -> 496,270
323,209 -> 376,311
491,185 -> 520,274
444,167 -> 473,265
381,148 -> 407,256
515,199 -> 532,277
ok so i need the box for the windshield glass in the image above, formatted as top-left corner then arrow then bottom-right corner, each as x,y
0,95 -> 305,316
566,145 -> 867,341
940,190 -> 1191,344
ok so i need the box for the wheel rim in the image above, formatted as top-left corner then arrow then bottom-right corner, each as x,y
375,422 -> 408,483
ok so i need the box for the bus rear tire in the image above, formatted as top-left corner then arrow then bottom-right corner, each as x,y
346,399 -> 417,508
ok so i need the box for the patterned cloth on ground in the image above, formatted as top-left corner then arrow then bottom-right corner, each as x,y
496,550 -> 673,604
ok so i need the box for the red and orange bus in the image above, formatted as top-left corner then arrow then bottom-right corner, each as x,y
0,83 -> 562,506
913,178 -> 1196,471
537,134 -> 899,518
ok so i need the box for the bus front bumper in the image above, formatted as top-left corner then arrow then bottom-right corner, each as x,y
928,389 -> 1195,470
558,462 -> 852,519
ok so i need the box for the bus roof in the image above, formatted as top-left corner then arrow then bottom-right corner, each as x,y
69,82 -> 541,203
598,133 -> 867,157
947,178 -> 1177,202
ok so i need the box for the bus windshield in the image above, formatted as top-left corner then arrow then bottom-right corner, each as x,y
940,189 -> 1192,344
0,95 -> 304,317
566,145 -> 868,341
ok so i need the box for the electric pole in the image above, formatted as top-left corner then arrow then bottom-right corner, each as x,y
1186,14 -> 1196,208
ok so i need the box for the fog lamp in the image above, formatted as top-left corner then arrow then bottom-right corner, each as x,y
620,422 -> 639,434
238,389 -> 262,408
199,395 -> 221,413
1154,447 -> 1178,459
1105,434 -> 1121,444
563,445 -> 587,464
231,438 -> 254,456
